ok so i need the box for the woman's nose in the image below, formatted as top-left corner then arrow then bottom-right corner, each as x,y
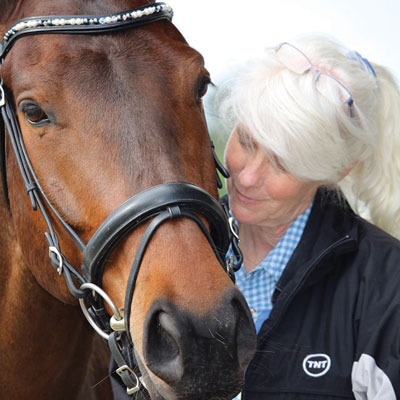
237,154 -> 268,188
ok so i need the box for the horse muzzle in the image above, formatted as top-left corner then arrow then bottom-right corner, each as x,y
141,287 -> 256,399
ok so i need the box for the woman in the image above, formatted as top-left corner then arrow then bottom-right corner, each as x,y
218,35 -> 400,399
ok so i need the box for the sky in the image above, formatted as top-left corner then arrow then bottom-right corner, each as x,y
167,0 -> 400,134
168,0 -> 400,82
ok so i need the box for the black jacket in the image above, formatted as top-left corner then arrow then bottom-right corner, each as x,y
242,187 -> 400,399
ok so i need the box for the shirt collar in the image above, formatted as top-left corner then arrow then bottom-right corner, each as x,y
227,201 -> 313,280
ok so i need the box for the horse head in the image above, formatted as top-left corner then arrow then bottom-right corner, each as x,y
0,1 -> 256,399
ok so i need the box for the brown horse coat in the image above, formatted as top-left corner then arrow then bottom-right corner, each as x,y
0,1 -> 256,399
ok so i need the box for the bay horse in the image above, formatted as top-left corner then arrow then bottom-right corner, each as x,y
0,1 -> 256,399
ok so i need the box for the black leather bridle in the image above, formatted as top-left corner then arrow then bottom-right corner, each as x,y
0,3 -> 242,397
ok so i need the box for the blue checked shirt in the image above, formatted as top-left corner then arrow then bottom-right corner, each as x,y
227,202 -> 313,335
230,203 -> 312,400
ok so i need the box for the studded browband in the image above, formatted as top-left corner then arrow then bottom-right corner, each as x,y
0,3 -> 173,59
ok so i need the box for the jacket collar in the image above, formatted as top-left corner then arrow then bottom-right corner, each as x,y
264,186 -> 359,334
279,186 -> 359,285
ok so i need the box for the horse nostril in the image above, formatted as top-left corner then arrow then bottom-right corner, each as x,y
144,310 -> 184,384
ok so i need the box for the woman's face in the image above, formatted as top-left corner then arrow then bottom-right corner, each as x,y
225,126 -> 320,228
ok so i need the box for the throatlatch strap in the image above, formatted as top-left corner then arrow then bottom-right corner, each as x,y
0,112 -> 9,209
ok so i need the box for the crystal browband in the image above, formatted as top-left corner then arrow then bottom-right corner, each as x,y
0,2 -> 173,59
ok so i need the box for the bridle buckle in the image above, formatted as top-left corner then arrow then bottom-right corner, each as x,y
116,365 -> 140,395
49,245 -> 63,275
0,84 -> 5,107
228,216 -> 239,240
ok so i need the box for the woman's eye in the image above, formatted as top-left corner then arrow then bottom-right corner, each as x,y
272,155 -> 287,173
238,130 -> 257,151
21,103 -> 50,126
197,76 -> 211,101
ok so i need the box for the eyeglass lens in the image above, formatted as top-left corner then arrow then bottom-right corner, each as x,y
276,43 -> 354,116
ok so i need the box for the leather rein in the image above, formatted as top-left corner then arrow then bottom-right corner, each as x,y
0,3 -> 242,396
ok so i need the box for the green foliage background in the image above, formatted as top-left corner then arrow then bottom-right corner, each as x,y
205,83 -> 231,198
211,132 -> 228,198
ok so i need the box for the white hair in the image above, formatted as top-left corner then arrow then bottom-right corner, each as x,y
217,34 -> 400,239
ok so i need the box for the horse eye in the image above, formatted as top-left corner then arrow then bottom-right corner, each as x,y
21,102 -> 50,126
197,76 -> 211,101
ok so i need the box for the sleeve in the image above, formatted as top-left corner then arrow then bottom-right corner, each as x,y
352,354 -> 396,399
351,243 -> 400,400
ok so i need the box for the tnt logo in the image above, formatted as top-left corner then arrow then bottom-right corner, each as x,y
302,354 -> 331,377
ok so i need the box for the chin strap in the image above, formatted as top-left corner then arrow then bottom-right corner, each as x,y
108,332 -> 145,397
